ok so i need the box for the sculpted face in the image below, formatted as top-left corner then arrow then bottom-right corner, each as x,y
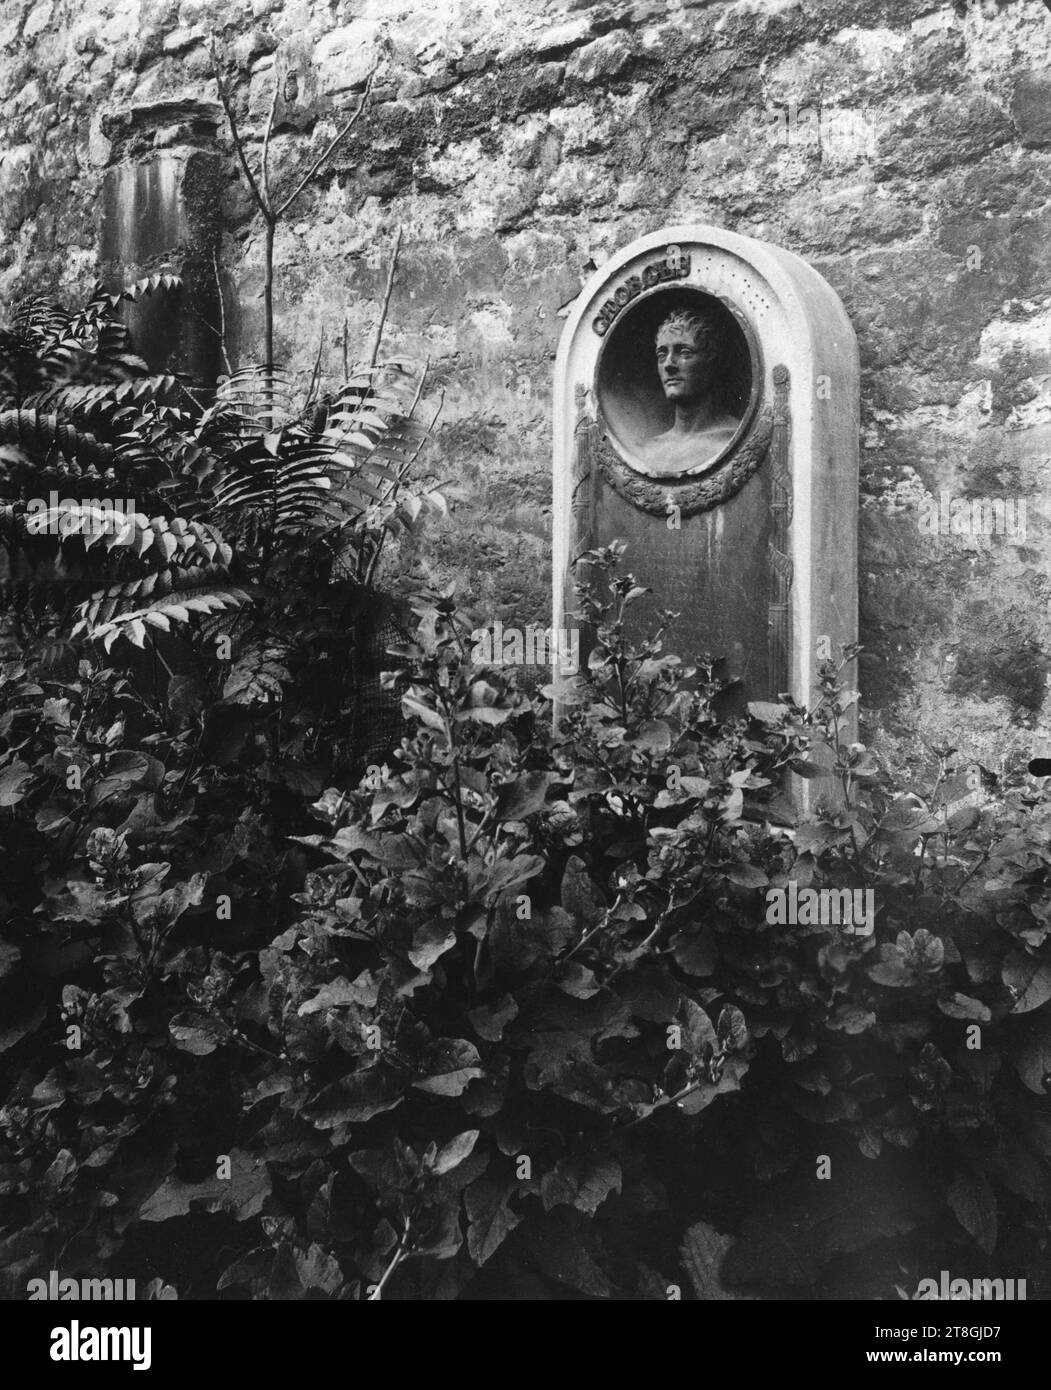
655,315 -> 716,405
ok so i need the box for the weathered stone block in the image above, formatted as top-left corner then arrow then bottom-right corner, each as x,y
565,30 -> 638,87
0,145 -> 40,232
23,1 -> 53,41
162,26 -> 205,55
875,94 -> 1013,180
500,17 -> 591,65
315,20 -> 383,95
513,60 -> 565,116
907,28 -> 964,93
1011,72 -> 1051,149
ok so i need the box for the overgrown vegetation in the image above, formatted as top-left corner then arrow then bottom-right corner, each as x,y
2,264 -> 1051,1299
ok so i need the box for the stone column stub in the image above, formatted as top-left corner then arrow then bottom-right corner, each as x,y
99,102 -> 224,386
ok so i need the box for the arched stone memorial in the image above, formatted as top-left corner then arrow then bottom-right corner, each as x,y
552,224 -> 859,725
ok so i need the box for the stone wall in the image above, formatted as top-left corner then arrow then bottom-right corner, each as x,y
3,0 -> 1051,770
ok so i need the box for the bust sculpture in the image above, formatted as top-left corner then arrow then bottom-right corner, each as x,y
640,308 -> 741,476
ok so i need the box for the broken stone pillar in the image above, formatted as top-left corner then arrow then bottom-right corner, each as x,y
99,106 -> 224,384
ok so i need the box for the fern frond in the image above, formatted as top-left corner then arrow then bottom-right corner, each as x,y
123,513 -> 232,565
211,366 -> 300,432
108,273 -> 183,307
74,561 -> 232,627
62,274 -> 182,326
11,296 -> 72,343
221,641 -> 292,703
29,503 -> 231,566
207,376 -> 427,540
73,572 -> 252,651
0,409 -> 116,469
23,375 -> 182,419
12,277 -> 181,379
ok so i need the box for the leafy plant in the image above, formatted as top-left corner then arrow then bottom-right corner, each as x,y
2,530 -> 1049,1299
0,267 -> 443,775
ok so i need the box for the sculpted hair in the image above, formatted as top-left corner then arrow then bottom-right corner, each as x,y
654,309 -> 720,356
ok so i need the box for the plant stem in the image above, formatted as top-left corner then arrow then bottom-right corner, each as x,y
372,1217 -> 412,1298
263,218 -> 275,379
211,249 -> 233,375
622,1074 -> 718,1129
275,70 -> 377,219
561,893 -> 625,963
261,80 -> 279,213
367,226 -> 402,371
450,754 -> 469,861
210,39 -> 269,218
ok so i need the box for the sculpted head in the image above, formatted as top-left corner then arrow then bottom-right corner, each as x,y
654,309 -> 720,406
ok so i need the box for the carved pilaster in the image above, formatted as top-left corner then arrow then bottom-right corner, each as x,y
567,382 -> 599,614
767,364 -> 792,695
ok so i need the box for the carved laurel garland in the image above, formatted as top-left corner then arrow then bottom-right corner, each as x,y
592,399 -> 774,518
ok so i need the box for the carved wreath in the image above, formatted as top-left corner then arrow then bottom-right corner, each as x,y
593,402 -> 774,518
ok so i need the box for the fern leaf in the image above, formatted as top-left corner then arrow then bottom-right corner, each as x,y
221,641 -> 292,704
0,409 -> 115,469
107,273 -> 183,309
214,366 -> 299,431
77,583 -> 253,650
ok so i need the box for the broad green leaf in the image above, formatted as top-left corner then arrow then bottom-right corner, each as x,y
788,760 -> 831,780
140,1149 -> 269,1223
540,1156 -> 621,1215
293,1243 -> 343,1295
1014,1015 -> 1051,1094
169,1011 -> 227,1055
522,1210 -> 612,1297
465,1173 -> 520,1265
560,855 -> 604,929
309,1066 -> 404,1126
431,1130 -> 480,1177
681,998 -> 717,1055
717,1004 -> 749,1051
467,995 -> 518,1041
947,1170 -> 997,1253
827,1004 -> 876,1034
937,992 -> 991,1022
680,1220 -> 748,1300
722,863 -> 767,888
632,719 -> 671,753
413,1039 -> 484,1096
670,929 -> 717,977
298,972 -> 380,1015
407,922 -> 457,971
747,700 -> 788,724
472,854 -> 544,904
0,761 -> 33,807
496,772 -> 559,821
401,690 -> 448,735
1004,955 -> 1051,1014
723,1163 -> 926,1291
678,1054 -> 748,1113
133,872 -> 206,930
